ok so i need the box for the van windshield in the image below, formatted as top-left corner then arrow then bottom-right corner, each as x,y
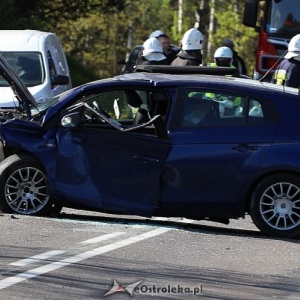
0,52 -> 44,87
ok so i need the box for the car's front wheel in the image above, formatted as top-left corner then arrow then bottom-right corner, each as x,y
250,174 -> 300,238
0,154 -> 52,216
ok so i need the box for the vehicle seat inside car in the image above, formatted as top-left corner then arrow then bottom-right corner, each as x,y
133,91 -> 169,126
148,92 -> 168,117
133,108 -> 150,126
183,99 -> 220,126
125,90 -> 149,126
126,90 -> 143,108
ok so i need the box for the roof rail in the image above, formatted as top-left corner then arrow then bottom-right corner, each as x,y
135,65 -> 236,76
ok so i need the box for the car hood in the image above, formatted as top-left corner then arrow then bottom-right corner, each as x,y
0,54 -> 37,117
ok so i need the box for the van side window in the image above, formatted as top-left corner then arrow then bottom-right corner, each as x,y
48,51 -> 57,89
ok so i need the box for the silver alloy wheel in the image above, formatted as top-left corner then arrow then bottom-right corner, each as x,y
260,182 -> 300,230
4,166 -> 49,214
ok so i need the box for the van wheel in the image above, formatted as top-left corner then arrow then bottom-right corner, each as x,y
0,154 -> 52,216
250,174 -> 300,238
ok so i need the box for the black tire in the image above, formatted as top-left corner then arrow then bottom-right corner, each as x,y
0,154 -> 52,216
49,204 -> 63,216
250,174 -> 300,238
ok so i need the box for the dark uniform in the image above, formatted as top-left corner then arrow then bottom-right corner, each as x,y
171,50 -> 202,66
164,45 -> 181,64
232,49 -> 248,76
222,38 -> 247,76
272,58 -> 300,89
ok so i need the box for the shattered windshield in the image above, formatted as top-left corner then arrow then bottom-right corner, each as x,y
266,0 -> 300,37
0,52 -> 44,87
30,88 -> 74,116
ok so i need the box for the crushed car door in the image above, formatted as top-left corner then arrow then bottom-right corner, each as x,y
54,95 -> 171,217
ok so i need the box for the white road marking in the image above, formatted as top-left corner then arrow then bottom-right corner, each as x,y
9,250 -> 66,267
80,232 -> 125,244
152,217 -> 196,224
0,227 -> 170,290
9,232 -> 125,267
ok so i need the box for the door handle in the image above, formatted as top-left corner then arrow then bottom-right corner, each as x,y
133,155 -> 159,163
233,144 -> 258,152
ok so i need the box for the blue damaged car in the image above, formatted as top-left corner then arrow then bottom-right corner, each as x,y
0,56 -> 300,238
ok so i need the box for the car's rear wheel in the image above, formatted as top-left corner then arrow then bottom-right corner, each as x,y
250,174 -> 300,238
0,154 -> 52,216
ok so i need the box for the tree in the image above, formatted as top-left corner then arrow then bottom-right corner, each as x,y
0,0 -> 258,81
206,0 -> 258,75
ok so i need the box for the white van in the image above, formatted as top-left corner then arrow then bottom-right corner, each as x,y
0,29 -> 72,107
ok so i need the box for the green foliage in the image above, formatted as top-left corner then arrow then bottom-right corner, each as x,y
66,55 -> 99,87
208,0 -> 258,76
0,0 -> 259,79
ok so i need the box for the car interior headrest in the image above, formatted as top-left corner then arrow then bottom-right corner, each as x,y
126,90 -> 143,107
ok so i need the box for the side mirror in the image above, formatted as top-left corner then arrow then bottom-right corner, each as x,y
51,75 -> 70,85
243,0 -> 259,29
61,112 -> 81,128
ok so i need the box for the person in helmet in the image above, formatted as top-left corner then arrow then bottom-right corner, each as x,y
138,37 -> 168,66
157,34 -> 180,64
148,30 -> 180,64
210,46 -> 239,77
222,38 -> 247,76
149,30 -> 165,39
272,34 -> 300,89
171,28 -> 203,66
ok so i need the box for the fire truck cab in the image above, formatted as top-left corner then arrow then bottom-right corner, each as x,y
243,0 -> 300,81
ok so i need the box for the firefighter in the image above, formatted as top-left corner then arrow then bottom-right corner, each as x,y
138,38 -> 168,66
272,34 -> 300,89
210,46 -> 239,77
171,28 -> 203,66
149,30 -> 180,64
149,30 -> 164,39
222,38 -> 248,76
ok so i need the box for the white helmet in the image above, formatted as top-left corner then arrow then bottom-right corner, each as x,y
142,38 -> 166,61
149,30 -> 164,39
214,46 -> 233,59
214,46 -> 233,67
285,34 -> 300,59
181,28 -> 203,50
143,38 -> 163,55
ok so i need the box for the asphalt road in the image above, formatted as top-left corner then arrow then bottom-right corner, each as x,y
0,208 -> 299,300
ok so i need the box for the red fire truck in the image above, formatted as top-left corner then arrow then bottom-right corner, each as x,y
243,0 -> 300,81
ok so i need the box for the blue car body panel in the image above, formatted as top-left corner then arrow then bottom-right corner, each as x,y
160,122 -> 277,217
54,127 -> 171,216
